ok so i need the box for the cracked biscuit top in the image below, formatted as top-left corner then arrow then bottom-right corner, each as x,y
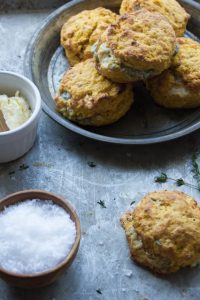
106,10 -> 176,71
147,38 -> 200,108
120,0 -> 190,37
61,7 -> 118,65
173,38 -> 200,89
121,190 -> 200,273
55,59 -> 133,126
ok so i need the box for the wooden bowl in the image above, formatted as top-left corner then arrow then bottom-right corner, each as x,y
0,190 -> 81,288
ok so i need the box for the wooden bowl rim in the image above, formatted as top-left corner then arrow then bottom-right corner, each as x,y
0,189 -> 81,279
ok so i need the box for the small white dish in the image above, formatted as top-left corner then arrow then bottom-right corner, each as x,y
0,71 -> 41,163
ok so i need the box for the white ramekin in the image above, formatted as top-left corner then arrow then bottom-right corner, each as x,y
0,72 -> 41,163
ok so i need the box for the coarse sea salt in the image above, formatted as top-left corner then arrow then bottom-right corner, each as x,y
0,199 -> 76,274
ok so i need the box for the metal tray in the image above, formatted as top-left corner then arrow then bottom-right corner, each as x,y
24,0 -> 200,145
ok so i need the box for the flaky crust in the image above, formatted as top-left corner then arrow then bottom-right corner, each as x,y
95,29 -> 142,83
95,10 -> 176,82
55,59 -> 134,126
61,7 -> 117,65
120,0 -> 190,37
121,190 -> 200,274
174,38 -> 200,89
108,11 -> 176,70
147,38 -> 200,108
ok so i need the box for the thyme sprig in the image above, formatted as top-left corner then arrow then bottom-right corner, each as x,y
88,161 -> 96,168
97,200 -> 106,208
154,172 -> 167,183
19,164 -> 29,171
154,172 -> 200,191
154,151 -> 200,192
191,152 -> 200,189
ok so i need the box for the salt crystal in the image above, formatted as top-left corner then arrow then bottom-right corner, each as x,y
124,269 -> 133,277
98,241 -> 104,246
0,199 -> 76,274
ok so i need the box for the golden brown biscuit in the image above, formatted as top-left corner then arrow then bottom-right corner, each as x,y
121,190 -> 200,274
120,0 -> 190,37
147,38 -> 200,109
95,10 -> 176,83
61,7 -> 118,66
55,59 -> 134,126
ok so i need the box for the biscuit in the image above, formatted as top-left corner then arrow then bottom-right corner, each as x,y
61,7 -> 117,65
120,0 -> 190,37
95,10 -> 176,83
121,190 -> 200,274
55,59 -> 134,126
147,38 -> 200,109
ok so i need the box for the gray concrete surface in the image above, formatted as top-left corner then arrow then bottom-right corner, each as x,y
0,6 -> 200,300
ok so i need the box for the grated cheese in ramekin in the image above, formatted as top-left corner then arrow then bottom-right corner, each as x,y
0,91 -> 32,130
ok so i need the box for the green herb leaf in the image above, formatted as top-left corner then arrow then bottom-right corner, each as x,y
96,289 -> 102,295
154,240 -> 161,246
19,164 -> 29,171
191,152 -> 200,188
88,161 -> 96,168
154,173 -> 168,183
97,200 -> 106,208
130,200 -> 136,206
176,178 -> 185,186
151,198 -> 158,202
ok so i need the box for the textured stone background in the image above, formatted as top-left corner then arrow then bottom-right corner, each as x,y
0,2 -> 200,300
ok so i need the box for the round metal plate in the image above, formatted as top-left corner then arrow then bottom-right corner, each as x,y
24,0 -> 200,144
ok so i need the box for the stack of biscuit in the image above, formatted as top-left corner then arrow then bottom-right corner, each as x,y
55,0 -> 200,127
